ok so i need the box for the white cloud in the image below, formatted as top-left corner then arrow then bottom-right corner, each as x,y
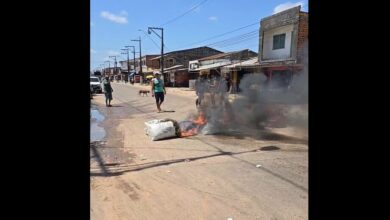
273,1 -> 305,14
120,10 -> 128,16
91,49 -> 97,54
100,11 -> 128,24
209,16 -> 218,21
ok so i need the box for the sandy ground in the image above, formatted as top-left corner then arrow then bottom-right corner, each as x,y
90,83 -> 308,220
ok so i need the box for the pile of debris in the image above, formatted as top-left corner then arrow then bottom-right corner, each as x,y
144,110 -> 222,141
144,99 -> 290,141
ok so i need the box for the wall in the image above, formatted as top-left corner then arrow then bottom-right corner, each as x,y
174,70 -> 190,87
262,24 -> 294,60
119,61 -> 128,70
259,6 -> 301,62
297,12 -> 308,64
146,57 -> 160,70
164,47 -> 222,68
201,59 -> 231,66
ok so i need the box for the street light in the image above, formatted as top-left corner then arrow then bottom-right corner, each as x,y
148,27 -> 164,84
139,29 -> 161,51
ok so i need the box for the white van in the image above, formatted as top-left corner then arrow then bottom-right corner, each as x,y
90,76 -> 102,93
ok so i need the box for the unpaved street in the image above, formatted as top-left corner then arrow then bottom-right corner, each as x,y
90,83 -> 308,220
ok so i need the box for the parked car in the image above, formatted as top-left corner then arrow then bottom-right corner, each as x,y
90,76 -> 102,93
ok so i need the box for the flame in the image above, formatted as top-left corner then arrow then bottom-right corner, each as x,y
180,128 -> 198,137
193,111 -> 207,125
180,111 -> 207,137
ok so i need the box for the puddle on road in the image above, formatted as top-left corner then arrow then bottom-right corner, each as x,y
91,106 -> 106,141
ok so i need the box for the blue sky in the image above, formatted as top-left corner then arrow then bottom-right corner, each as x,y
91,0 -> 308,71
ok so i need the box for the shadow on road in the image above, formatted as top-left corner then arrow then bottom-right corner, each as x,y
90,147 -> 257,176
211,129 -> 308,145
90,143 -> 307,192
90,141 -> 110,176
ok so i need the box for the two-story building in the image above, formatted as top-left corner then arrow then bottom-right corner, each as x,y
150,46 -> 222,87
189,49 -> 258,91
137,55 -> 160,82
258,5 -> 308,89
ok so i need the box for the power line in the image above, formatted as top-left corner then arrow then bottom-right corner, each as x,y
136,22 -> 259,66
206,30 -> 258,47
161,0 -> 210,27
219,42 -> 258,50
213,35 -> 258,49
176,21 -> 259,49
139,30 -> 161,50
210,35 -> 258,48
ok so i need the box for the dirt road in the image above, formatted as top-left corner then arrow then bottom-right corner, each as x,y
90,83 -> 308,220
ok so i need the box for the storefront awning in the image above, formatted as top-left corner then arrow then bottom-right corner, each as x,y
222,57 -> 259,69
163,65 -> 184,72
189,62 -> 232,72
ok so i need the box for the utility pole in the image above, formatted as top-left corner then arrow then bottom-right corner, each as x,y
125,46 -> 136,82
105,60 -> 110,77
109,55 -> 117,80
131,36 -> 142,76
99,64 -> 104,77
121,48 -> 130,82
148,27 -> 164,84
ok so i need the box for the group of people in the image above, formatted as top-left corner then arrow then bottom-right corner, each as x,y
100,72 -> 232,112
99,72 -> 166,112
195,73 -> 232,107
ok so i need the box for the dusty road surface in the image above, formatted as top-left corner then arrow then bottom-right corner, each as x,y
90,82 -> 308,220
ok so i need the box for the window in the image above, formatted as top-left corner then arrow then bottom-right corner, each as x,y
273,34 -> 286,50
168,58 -> 175,66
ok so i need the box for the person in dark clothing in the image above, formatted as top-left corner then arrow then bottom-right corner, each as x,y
195,75 -> 207,107
225,76 -> 232,93
102,76 -> 113,107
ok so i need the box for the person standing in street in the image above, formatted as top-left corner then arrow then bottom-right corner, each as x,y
102,76 -> 113,107
225,75 -> 232,93
151,72 -> 166,113
195,74 -> 207,107
208,74 -> 219,106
